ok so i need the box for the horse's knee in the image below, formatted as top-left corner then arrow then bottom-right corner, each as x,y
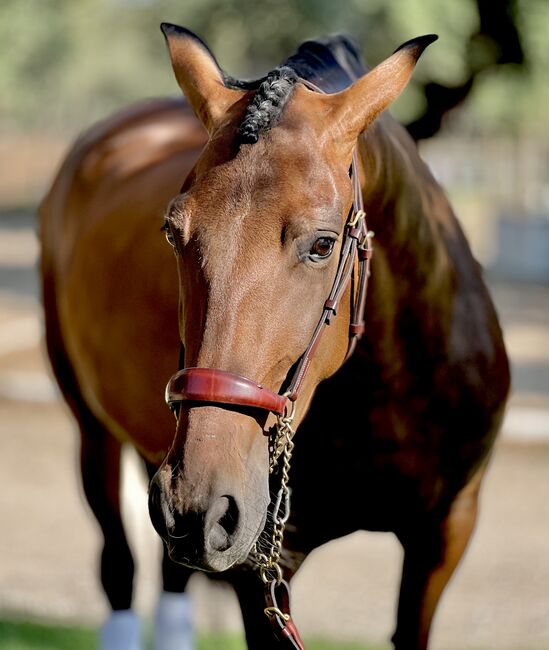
80,428 -> 135,610
101,535 -> 135,610
80,427 -> 122,515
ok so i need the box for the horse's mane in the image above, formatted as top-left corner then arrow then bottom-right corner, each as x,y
224,35 -> 367,144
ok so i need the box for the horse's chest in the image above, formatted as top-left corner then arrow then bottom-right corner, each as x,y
288,413 -> 445,544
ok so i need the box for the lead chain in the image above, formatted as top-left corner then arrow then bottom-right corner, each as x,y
269,397 -> 296,473
252,404 -> 296,585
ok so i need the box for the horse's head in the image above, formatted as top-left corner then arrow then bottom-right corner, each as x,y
149,24 -> 434,571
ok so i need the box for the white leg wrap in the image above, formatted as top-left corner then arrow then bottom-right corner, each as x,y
154,591 -> 195,650
100,609 -> 142,650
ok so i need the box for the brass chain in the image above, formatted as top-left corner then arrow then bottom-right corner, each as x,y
252,400 -> 296,585
269,398 -> 296,473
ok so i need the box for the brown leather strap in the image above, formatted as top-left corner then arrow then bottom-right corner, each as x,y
264,580 -> 306,650
285,149 -> 372,399
285,223 -> 356,400
165,367 -> 287,415
345,149 -> 373,362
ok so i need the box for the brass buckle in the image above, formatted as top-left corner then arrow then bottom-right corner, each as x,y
348,208 -> 366,228
359,229 -> 375,250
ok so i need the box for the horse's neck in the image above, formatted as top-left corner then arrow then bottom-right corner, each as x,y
352,118 -> 508,418
358,117 -> 464,356
361,117 -> 460,294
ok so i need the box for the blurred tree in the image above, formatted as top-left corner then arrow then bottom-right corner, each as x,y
0,0 -> 546,138
406,0 -> 525,139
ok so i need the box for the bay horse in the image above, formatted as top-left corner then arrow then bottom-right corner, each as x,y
39,23 -> 510,650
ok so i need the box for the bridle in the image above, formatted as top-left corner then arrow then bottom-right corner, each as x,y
165,147 -> 372,417
164,88 -> 373,649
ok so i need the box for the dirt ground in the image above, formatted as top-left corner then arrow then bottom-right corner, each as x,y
0,215 -> 548,649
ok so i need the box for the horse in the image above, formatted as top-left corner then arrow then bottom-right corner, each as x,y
39,23 -> 510,650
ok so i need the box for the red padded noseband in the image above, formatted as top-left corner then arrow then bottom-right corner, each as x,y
165,367 -> 287,416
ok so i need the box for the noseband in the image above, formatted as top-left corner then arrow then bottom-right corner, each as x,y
165,148 -> 372,417
166,366 -> 288,415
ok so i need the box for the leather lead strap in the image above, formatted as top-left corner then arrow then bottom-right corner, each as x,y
264,580 -> 306,650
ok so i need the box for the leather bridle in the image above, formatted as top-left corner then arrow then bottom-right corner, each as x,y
162,84 -> 372,650
165,147 -> 372,418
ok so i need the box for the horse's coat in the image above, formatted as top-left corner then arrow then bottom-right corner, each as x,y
40,27 -> 509,650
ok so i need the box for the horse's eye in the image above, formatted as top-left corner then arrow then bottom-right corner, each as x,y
309,237 -> 335,261
162,221 -> 177,248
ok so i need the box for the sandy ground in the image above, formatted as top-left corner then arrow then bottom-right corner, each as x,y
0,214 -> 548,649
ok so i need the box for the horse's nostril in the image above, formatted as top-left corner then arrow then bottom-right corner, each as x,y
218,495 -> 239,537
206,495 -> 240,553
149,482 -> 241,561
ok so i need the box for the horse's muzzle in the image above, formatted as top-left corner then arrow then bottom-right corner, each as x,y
148,471 -> 252,571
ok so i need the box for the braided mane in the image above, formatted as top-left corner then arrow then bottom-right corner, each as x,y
224,35 -> 366,145
230,67 -> 299,144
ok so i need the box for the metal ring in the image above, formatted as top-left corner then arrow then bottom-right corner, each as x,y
260,562 -> 283,585
280,394 -> 296,422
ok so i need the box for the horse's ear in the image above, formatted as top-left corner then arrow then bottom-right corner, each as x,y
160,23 -> 244,133
320,34 -> 438,156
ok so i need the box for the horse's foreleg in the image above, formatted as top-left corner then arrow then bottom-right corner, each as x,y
392,466 -> 485,650
145,460 -> 196,650
80,426 -> 141,650
230,570 -> 284,650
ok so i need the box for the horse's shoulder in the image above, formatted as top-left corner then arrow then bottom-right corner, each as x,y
39,97 -> 206,279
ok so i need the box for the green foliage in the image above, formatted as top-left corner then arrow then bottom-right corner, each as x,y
459,0 -> 549,136
0,0 -> 546,135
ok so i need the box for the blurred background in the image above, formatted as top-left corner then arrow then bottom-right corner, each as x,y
0,0 -> 547,649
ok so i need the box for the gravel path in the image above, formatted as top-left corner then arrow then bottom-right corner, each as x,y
1,393 -> 547,649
